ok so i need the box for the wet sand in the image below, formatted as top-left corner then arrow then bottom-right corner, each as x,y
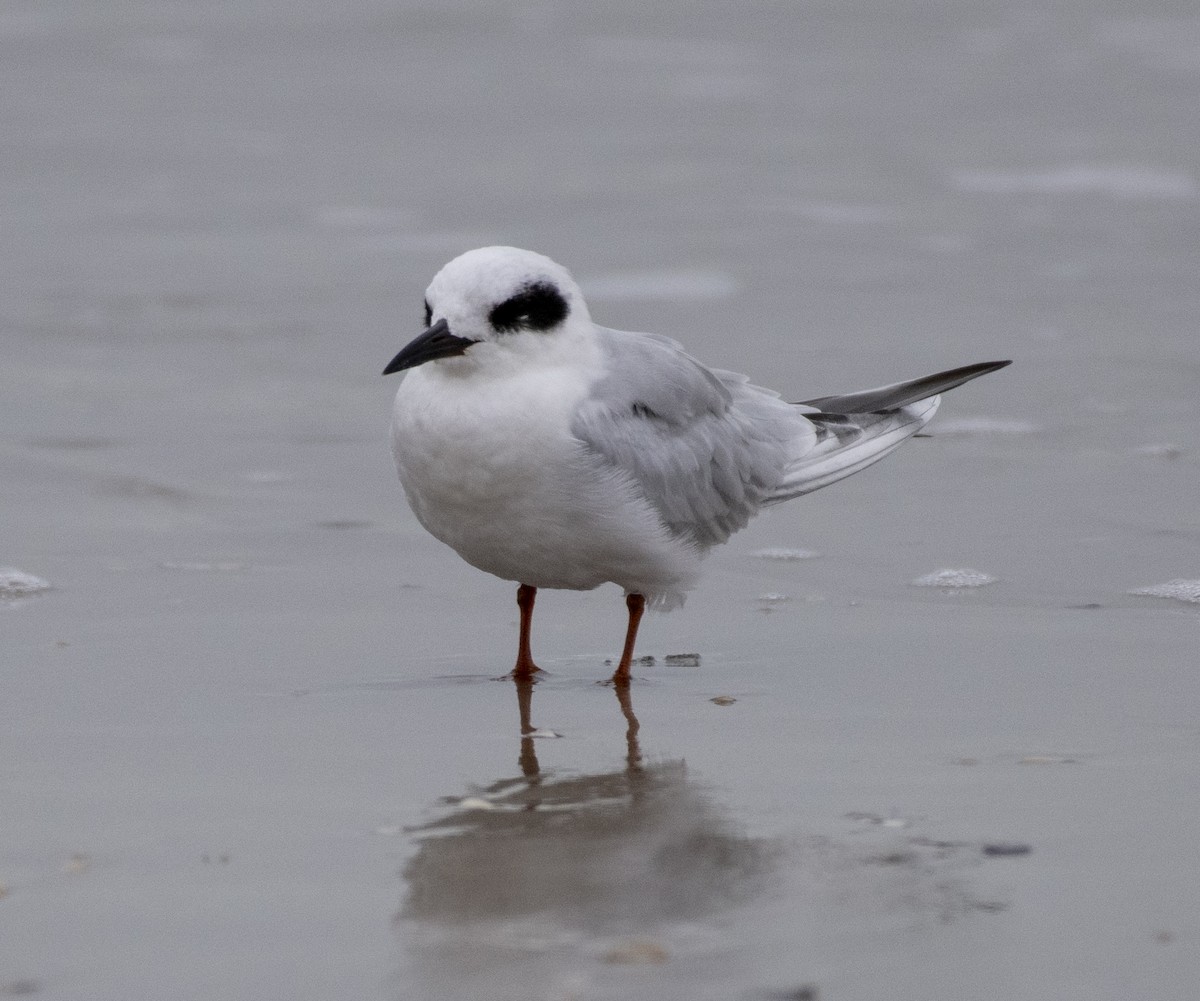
3,2 -> 1199,998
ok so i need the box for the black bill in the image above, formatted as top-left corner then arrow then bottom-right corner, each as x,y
382,318 -> 475,374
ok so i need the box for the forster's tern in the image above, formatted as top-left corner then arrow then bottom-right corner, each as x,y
383,246 -> 1009,683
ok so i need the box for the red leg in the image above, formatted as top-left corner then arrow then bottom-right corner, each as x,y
610,592 -> 646,685
513,584 -> 542,679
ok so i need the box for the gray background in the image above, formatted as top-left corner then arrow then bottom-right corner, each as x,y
3,2 -> 1198,999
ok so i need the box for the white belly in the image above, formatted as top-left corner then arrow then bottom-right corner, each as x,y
390,362 -> 700,604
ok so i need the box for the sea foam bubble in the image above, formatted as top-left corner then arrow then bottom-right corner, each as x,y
1129,579 -> 1200,604
912,568 -> 998,588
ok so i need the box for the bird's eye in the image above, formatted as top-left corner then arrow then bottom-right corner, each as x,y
488,282 -> 569,334
423,300 -> 432,327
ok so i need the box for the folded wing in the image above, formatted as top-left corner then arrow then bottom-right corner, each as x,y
573,330 -> 1010,547
572,329 -> 805,548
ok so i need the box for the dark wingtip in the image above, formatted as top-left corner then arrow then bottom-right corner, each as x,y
797,359 -> 1014,414
932,359 -> 1012,381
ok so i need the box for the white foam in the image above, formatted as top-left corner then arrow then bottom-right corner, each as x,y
750,547 -> 820,561
912,569 -> 998,588
457,797 -> 498,811
0,567 -> 52,599
1130,579 -> 1200,604
952,164 -> 1197,200
1133,443 -> 1184,459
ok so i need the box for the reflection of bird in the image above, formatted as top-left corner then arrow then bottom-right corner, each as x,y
384,246 -> 1010,682
400,680 -> 771,930
397,681 -> 999,999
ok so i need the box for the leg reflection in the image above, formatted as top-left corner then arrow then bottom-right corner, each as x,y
514,674 -> 540,782
510,672 -> 643,781
614,681 -> 642,773
402,678 -> 773,942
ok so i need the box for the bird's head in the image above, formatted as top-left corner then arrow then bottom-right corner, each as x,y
382,246 -> 591,375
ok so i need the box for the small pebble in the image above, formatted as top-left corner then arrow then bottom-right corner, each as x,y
982,842 -> 1032,857
664,653 -> 701,667
710,695 -> 737,706
872,850 -> 917,866
758,988 -> 818,1001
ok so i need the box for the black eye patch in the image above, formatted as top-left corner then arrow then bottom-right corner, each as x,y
423,300 -> 432,327
487,282 -> 569,334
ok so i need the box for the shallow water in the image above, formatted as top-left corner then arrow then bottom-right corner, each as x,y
3,2 -> 1199,998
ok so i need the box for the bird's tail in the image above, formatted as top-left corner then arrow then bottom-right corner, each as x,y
769,360 -> 1010,501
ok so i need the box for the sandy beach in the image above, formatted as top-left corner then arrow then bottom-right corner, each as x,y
3,3 -> 1198,998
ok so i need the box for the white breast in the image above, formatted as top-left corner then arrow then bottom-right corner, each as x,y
390,355 -> 701,605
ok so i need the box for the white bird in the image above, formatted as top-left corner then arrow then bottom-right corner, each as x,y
383,247 -> 1009,684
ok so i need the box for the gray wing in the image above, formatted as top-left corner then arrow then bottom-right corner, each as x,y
570,328 -> 807,548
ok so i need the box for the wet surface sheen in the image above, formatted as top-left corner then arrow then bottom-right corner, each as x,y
3,2 -> 1199,999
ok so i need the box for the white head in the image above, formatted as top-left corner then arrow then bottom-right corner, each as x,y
382,247 -> 592,375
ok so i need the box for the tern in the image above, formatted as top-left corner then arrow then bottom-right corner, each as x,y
383,246 -> 1009,684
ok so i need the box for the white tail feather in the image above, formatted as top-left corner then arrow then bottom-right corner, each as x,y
771,395 -> 941,501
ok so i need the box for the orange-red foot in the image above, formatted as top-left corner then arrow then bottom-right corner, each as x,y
509,655 -> 544,681
607,592 -> 645,685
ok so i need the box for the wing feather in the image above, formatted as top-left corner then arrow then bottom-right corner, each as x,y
572,333 -> 1010,545
571,328 -> 804,548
